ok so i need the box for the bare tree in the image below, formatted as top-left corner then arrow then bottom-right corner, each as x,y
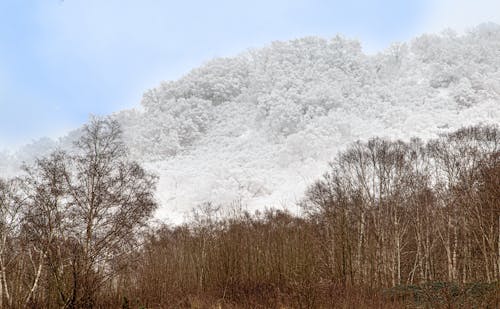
23,117 -> 158,308
0,177 -> 46,308
0,178 -> 22,308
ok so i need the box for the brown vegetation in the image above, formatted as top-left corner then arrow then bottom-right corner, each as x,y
0,123 -> 499,308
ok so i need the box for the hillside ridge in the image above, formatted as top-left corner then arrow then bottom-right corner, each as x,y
2,24 -> 500,221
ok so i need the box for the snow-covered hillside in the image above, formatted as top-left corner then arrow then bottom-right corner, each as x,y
3,24 -> 500,221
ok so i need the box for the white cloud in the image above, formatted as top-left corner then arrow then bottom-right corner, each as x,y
423,0 -> 500,34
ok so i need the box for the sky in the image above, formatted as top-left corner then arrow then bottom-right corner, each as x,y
1,0 -> 499,149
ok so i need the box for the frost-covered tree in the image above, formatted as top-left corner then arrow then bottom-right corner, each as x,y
4,24 -> 500,214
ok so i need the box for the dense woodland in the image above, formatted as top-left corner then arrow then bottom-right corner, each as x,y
0,119 -> 498,308
2,25 -> 500,213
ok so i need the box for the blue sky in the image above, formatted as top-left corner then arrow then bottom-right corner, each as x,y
1,0 -> 499,149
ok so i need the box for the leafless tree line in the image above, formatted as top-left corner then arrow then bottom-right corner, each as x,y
302,125 -> 499,288
0,124 -> 498,308
122,125 -> 498,308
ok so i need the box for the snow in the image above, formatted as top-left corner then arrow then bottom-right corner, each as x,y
2,25 -> 500,222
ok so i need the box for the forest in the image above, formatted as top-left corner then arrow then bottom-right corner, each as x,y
0,119 -> 498,308
2,25 -> 500,216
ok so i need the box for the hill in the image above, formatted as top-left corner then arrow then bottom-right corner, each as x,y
3,23 -> 500,221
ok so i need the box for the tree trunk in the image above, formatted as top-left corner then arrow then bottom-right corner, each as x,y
25,249 -> 44,306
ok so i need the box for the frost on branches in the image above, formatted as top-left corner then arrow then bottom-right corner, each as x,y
3,24 -> 500,220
